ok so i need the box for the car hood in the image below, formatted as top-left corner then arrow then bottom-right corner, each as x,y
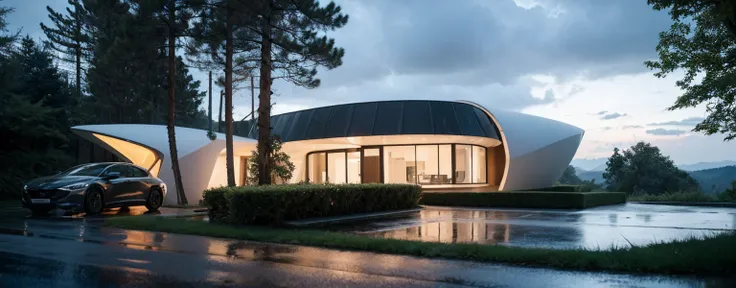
25,175 -> 99,190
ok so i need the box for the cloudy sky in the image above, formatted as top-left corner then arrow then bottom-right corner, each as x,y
5,0 -> 735,167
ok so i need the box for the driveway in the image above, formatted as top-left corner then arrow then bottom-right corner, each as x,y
323,203 -> 736,249
0,204 -> 735,287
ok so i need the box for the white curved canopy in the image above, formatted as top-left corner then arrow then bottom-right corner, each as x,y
72,124 -> 257,205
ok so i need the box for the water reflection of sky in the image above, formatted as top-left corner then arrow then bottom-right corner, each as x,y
329,204 -> 736,250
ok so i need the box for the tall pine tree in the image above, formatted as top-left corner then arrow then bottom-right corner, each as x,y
187,0 -> 258,186
41,0 -> 92,99
245,0 -> 348,185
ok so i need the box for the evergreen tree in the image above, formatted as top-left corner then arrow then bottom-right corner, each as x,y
187,0 -> 259,187
0,30 -> 75,198
246,0 -> 348,185
40,0 -> 92,99
246,136 -> 294,185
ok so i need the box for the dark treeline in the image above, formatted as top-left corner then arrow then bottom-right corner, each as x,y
0,0 -> 347,200
0,1 -> 208,199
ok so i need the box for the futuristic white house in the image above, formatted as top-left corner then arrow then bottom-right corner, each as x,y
72,100 -> 584,205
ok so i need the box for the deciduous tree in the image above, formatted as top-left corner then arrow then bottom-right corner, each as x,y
646,0 -> 736,141
603,142 -> 699,194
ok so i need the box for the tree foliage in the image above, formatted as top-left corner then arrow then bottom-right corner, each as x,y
646,0 -> 736,141
249,0 -> 348,185
558,165 -> 583,185
0,33 -> 76,198
82,0 -> 206,126
603,142 -> 700,194
40,0 -> 92,99
247,135 -> 294,185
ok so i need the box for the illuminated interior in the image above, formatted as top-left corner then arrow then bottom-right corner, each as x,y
306,144 -> 489,186
283,134 -> 504,189
92,133 -> 162,176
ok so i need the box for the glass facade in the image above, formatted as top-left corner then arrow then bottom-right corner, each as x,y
327,152 -> 347,184
384,146 -> 416,184
308,153 -> 326,183
308,144 -> 487,185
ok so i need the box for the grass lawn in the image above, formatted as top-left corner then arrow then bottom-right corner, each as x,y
106,216 -> 736,276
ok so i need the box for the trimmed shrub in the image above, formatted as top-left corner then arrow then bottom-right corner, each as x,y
420,191 -> 626,209
517,185 -> 593,193
202,184 -> 422,225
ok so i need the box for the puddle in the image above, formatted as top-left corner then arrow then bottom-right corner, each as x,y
316,205 -> 736,250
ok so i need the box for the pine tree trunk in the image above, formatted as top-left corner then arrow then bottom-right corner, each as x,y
208,71 -> 212,133
258,13 -> 272,185
74,3 -> 82,100
167,0 -> 187,204
225,6 -> 236,187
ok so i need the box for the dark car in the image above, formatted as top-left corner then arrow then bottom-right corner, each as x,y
22,162 -> 167,215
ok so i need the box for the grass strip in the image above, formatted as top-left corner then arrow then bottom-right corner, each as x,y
106,216 -> 736,276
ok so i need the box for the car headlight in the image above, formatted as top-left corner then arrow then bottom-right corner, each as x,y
59,182 -> 89,191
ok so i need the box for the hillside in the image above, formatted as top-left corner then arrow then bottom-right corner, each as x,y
679,161 -> 736,171
578,171 -> 605,183
689,166 -> 736,194
574,166 -> 736,194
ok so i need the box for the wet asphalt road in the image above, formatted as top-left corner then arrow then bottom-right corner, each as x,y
1,205 -> 735,287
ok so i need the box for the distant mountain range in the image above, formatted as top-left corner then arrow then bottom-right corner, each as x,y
575,165 -> 736,194
572,159 -> 736,172
678,161 -> 736,171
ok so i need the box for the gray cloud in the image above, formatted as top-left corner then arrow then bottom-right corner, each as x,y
601,112 -> 627,120
569,85 -> 585,96
2,0 -> 675,115
595,111 -> 608,115
622,125 -> 643,129
352,0 -> 672,85
649,117 -> 705,126
646,128 -> 688,136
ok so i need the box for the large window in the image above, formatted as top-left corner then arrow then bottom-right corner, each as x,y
439,145 -> 453,184
384,146 -> 416,184
328,152 -> 347,184
308,144 -> 487,185
308,153 -> 326,183
455,145 -> 472,184
473,146 -> 487,183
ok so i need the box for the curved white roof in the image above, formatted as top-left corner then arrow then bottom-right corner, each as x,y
460,101 -> 585,191
72,124 -> 255,158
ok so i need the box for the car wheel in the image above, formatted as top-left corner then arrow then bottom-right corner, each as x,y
84,188 -> 104,215
145,188 -> 163,212
30,208 -> 52,215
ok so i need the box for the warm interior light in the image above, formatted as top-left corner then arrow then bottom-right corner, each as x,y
92,133 -> 161,176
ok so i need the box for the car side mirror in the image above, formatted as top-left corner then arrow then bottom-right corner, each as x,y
103,171 -> 122,179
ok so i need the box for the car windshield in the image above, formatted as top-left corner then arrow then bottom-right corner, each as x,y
61,163 -> 112,177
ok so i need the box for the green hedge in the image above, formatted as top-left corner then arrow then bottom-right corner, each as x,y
420,191 -> 626,209
516,185 -> 593,192
202,184 -> 422,225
